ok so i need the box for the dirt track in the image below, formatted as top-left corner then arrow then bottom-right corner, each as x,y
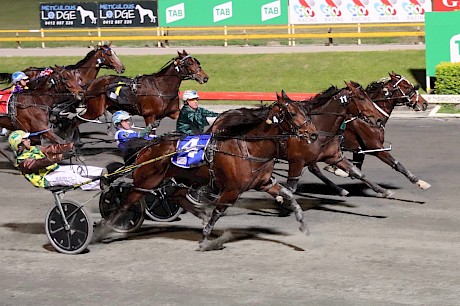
0,117 -> 459,305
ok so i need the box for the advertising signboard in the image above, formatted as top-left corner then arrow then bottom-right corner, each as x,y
40,2 -> 98,28
432,0 -> 460,11
39,1 -> 158,28
425,11 -> 460,77
158,0 -> 288,27
288,0 -> 431,24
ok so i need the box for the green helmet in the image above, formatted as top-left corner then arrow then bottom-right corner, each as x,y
8,130 -> 30,153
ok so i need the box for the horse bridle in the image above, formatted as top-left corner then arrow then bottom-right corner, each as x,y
95,46 -> 117,69
174,55 -> 202,80
345,86 -> 384,129
382,76 -> 420,108
270,100 -> 315,141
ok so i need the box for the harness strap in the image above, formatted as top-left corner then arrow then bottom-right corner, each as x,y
372,102 -> 390,118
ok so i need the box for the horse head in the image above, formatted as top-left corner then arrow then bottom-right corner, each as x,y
269,91 -> 318,143
344,81 -> 386,128
388,71 -> 427,111
174,50 -> 209,84
49,65 -> 85,100
94,43 -> 125,74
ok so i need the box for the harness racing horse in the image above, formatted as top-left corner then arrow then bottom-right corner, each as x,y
76,50 -> 208,135
210,82 -> 392,198
326,72 -> 431,190
0,66 -> 84,144
0,44 -> 125,85
99,97 -> 317,251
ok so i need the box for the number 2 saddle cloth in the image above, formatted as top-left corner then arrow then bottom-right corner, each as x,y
0,91 -> 13,116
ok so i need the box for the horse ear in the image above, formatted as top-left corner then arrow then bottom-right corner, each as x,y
108,41 -> 112,47
281,90 -> 289,100
183,49 -> 188,55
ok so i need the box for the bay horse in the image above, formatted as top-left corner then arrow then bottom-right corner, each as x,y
325,72 -> 431,190
0,44 -> 125,85
77,50 -> 208,132
210,82 -> 392,198
99,97 -> 317,251
0,66 -> 84,144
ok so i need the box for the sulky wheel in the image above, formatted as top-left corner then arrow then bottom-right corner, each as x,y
143,191 -> 183,222
99,186 -> 144,233
45,200 -> 93,255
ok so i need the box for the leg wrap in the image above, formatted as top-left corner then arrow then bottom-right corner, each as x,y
394,161 -> 418,183
279,186 -> 294,201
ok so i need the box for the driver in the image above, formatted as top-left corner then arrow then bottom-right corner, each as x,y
176,90 -> 218,135
9,130 -> 103,191
112,110 -> 156,152
10,71 -> 29,93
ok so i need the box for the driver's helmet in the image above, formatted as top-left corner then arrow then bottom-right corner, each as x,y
11,71 -> 28,84
8,130 -> 30,153
182,90 -> 199,103
112,110 -> 132,126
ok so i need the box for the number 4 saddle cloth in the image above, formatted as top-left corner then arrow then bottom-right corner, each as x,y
171,134 -> 212,168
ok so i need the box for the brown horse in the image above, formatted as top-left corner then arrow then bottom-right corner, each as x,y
211,82 -> 392,198
0,44 -> 125,85
78,50 -> 208,130
325,72 -> 431,189
100,97 -> 317,250
0,66 -> 84,144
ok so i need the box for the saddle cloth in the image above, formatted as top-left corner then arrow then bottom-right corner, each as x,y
171,135 -> 212,168
0,90 -> 12,115
107,81 -> 135,105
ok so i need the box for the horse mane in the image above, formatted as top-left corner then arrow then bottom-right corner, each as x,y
26,75 -> 51,90
366,77 -> 390,95
209,106 -> 270,136
301,85 -> 341,109
66,48 -> 98,69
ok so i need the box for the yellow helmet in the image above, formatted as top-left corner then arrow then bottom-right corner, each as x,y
8,130 -> 30,153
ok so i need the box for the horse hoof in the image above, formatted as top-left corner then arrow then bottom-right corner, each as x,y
380,190 -> 395,198
416,180 -> 431,190
334,168 -> 349,178
323,164 -> 336,174
197,239 -> 208,251
299,223 -> 309,236
339,189 -> 350,197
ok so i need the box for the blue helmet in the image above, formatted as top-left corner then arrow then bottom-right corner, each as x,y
112,110 -> 131,126
11,71 -> 28,84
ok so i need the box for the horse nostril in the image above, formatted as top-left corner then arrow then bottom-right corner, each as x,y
203,77 -> 209,83
310,133 -> 318,142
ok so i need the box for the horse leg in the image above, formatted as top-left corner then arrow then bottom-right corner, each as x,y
42,130 -> 66,144
374,151 -> 431,189
199,204 -> 229,251
265,182 -> 309,235
336,159 -> 394,198
198,189 -> 240,251
352,152 -> 365,170
171,188 -> 210,225
308,163 -> 350,196
286,161 -> 304,192
323,152 -> 365,177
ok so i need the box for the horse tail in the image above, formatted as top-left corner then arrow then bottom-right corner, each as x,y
0,72 -> 12,84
